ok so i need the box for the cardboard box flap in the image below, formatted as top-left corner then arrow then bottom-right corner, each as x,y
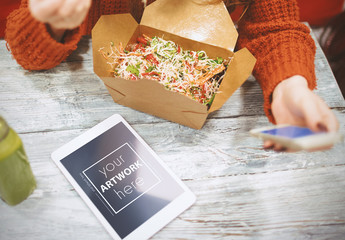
92,14 -> 138,76
106,85 -> 208,129
208,48 -> 256,113
141,0 -> 238,51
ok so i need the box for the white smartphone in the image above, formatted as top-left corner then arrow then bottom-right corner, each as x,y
250,125 -> 343,151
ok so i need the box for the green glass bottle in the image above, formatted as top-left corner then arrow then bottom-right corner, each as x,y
0,116 -> 36,205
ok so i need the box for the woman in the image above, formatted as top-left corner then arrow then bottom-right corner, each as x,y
5,0 -> 339,150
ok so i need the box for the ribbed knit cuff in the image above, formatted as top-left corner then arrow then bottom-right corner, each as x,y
5,8 -> 82,70
254,36 -> 316,123
236,0 -> 318,124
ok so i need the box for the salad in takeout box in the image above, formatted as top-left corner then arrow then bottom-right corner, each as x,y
92,0 -> 256,129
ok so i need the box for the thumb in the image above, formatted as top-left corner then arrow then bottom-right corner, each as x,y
300,96 -> 326,132
301,93 -> 339,133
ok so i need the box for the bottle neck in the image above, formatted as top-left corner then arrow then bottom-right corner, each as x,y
0,117 -> 10,143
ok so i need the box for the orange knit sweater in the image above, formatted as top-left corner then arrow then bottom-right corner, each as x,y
5,0 -> 316,123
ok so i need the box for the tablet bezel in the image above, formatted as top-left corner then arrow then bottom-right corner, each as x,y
51,114 -> 196,240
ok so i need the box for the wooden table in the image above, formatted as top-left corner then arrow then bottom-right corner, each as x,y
1,29 -> 345,239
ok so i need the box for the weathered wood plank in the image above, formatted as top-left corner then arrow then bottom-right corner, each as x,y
13,115 -> 345,182
157,166 -> 345,240
1,161 -> 344,240
1,75 -> 343,134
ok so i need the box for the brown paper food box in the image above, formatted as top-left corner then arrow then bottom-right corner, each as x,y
92,0 -> 256,129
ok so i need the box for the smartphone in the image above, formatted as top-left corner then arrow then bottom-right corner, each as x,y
250,125 -> 343,151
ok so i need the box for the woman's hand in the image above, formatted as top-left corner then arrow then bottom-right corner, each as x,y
266,75 -> 339,151
29,0 -> 91,41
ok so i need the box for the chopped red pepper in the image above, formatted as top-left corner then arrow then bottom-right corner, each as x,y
137,36 -> 148,45
142,71 -> 160,76
132,43 -> 141,51
185,60 -> 192,71
192,89 -> 199,95
145,54 -> 159,66
129,74 -> 137,81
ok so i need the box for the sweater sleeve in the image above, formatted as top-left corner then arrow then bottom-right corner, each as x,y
236,0 -> 317,123
5,0 -> 82,70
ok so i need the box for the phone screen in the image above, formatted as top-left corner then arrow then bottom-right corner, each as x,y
261,126 -> 320,139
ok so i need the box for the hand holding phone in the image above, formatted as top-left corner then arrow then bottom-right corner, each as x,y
250,125 -> 343,151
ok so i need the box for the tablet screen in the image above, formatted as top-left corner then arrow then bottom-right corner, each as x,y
58,121 -> 185,239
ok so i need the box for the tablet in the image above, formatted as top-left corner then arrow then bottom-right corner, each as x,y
51,114 -> 196,240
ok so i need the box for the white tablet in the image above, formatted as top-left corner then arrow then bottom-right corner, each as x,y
51,114 -> 196,240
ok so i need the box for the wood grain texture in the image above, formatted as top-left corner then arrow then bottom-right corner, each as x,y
0,25 -> 345,240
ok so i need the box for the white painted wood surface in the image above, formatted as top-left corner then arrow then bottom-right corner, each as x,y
0,28 -> 345,240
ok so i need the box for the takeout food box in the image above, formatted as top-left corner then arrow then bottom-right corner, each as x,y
92,0 -> 256,129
